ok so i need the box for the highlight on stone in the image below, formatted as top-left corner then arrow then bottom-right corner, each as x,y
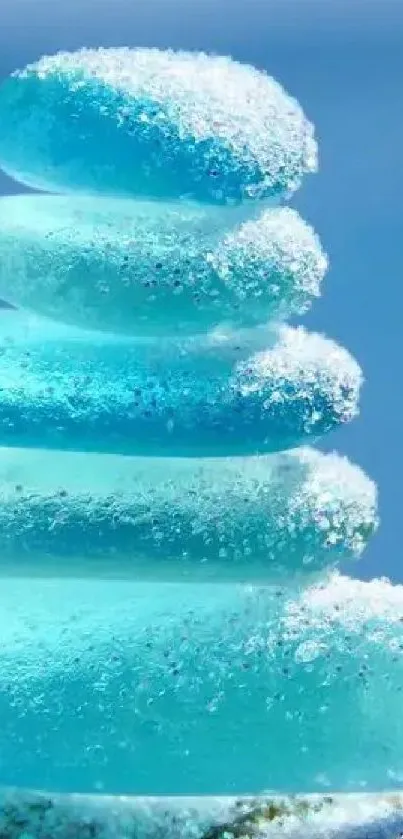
0,446 -> 377,579
0,48 -> 317,202
0,317 -> 361,455
0,574 -> 400,796
0,195 -> 327,335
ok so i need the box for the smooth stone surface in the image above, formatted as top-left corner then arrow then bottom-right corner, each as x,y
0,575 -> 401,795
0,196 -> 327,335
0,446 -> 376,579
1,790 -> 403,839
0,317 -> 361,456
0,48 -> 317,202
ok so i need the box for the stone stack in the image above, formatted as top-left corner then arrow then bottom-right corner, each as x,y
0,50 -> 395,810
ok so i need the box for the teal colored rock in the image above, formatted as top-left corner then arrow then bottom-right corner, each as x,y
0,195 -> 326,335
0,48 -> 316,202
0,574 -> 400,796
0,46 -> 382,807
0,446 -> 376,579
0,315 -> 361,455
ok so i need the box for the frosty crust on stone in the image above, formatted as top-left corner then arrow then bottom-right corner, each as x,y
0,48 -> 317,202
0,319 -> 361,456
0,575 -> 401,796
0,196 -> 327,335
0,447 -> 376,579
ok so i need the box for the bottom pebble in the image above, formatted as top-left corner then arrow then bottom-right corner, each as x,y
0,575 -> 402,794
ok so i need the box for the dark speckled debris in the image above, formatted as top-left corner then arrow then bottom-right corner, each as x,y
1,792 -> 403,839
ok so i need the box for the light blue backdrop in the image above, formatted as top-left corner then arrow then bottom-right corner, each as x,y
0,0 -> 402,581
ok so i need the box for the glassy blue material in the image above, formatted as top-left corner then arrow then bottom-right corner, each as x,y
0,196 -> 326,335
0,446 -> 376,579
0,575 -> 401,796
0,46 -> 381,804
0,49 -> 316,203
0,315 -> 360,455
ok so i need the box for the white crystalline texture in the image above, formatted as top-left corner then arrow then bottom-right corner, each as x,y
0,48 -> 317,202
0,196 -> 327,334
297,573 -> 403,624
236,326 -> 362,434
210,206 -> 328,320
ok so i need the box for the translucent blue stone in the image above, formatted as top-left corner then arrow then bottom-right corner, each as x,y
0,46 -> 381,807
0,195 -> 326,335
0,49 -> 316,202
0,446 -> 376,579
0,315 -> 360,455
0,575 -> 400,796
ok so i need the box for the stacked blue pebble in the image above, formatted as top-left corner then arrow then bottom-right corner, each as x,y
0,48 -> 390,798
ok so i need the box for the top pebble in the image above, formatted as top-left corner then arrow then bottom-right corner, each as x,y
0,48 -> 317,203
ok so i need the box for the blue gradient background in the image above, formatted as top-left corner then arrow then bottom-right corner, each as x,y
0,0 -> 402,581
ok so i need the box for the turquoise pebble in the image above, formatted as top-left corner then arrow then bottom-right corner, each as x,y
0,445 -> 376,579
0,49 -> 316,202
0,574 -> 399,795
0,196 -> 326,336
0,316 -> 361,455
